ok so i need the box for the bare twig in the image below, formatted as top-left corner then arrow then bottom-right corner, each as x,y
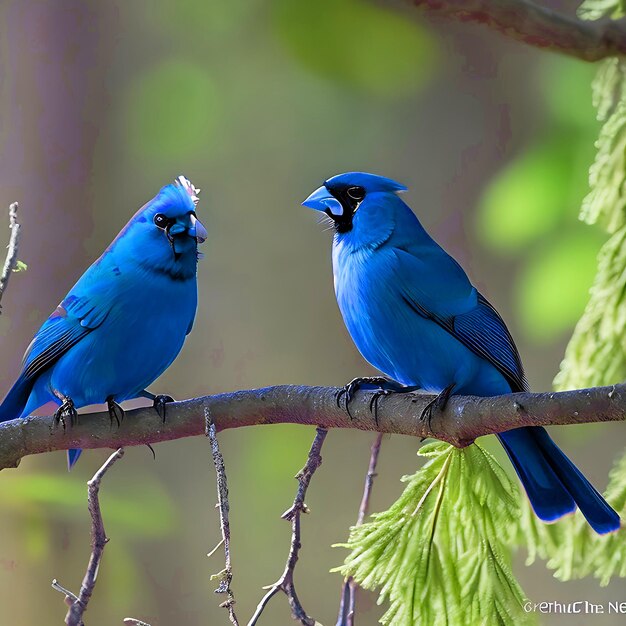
336,433 -> 383,626
248,427 -> 328,626
410,0 -> 626,61
51,579 -> 80,606
206,407 -> 240,626
357,434 -> 383,525
207,538 -> 225,559
123,619 -> 153,626
1,383 -> 625,471
52,448 -> 125,626
0,202 -> 21,309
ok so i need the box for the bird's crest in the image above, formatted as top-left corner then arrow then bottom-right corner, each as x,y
175,175 -> 201,208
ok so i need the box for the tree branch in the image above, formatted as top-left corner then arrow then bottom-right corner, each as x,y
411,0 -> 626,61
0,383 -> 624,470
248,427 -> 327,626
52,448 -> 125,625
336,433 -> 383,626
206,408 -> 240,626
0,202 -> 21,310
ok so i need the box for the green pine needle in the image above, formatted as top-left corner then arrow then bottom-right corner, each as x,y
554,224 -> 626,390
335,442 -> 535,626
520,1 -> 626,590
555,18 -> 626,392
578,0 -> 626,19
579,59 -> 626,232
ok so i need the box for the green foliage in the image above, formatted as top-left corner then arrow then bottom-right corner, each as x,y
336,442 -> 535,626
554,225 -> 626,388
13,260 -> 27,272
579,59 -> 626,231
586,453 -> 626,584
578,0 -> 626,19
554,55 -> 626,390
512,1 -> 626,591
273,0 -> 437,97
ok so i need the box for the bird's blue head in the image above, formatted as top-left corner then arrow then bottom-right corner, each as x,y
142,175 -> 206,254
302,172 -> 407,237
111,175 -> 207,279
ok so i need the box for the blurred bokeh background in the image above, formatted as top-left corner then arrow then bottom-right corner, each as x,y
0,1 -> 624,624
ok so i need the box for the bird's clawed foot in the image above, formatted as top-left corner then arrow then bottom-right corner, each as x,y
337,376 -> 418,424
419,383 -> 455,430
337,376 -> 389,419
106,397 -> 125,428
54,396 -> 77,431
152,394 -> 175,423
139,390 -> 175,422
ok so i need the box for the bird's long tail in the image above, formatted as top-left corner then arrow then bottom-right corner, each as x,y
498,426 -> 620,535
0,375 -> 33,423
0,375 -> 82,469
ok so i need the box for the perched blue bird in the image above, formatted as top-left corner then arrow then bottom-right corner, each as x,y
0,175 -> 207,468
304,171 -> 620,534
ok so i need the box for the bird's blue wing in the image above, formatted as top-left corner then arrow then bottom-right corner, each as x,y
393,247 -> 528,393
21,291 -> 110,382
453,294 -> 528,392
388,237 -> 614,535
0,286 -> 111,423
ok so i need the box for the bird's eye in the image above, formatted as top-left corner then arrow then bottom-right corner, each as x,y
154,213 -> 168,229
346,186 -> 365,202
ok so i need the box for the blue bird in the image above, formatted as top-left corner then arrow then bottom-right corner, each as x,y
0,175 -> 207,469
304,171 -> 620,535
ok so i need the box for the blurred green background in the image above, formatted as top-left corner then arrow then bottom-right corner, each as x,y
0,1 -> 624,624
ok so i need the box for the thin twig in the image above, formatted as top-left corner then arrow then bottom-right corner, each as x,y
51,579 -> 79,606
1,383 -> 626,471
0,202 -> 21,310
123,619 -> 153,626
206,407 -> 240,626
207,538 -> 225,559
336,433 -> 383,626
248,427 -> 328,626
52,448 -> 125,626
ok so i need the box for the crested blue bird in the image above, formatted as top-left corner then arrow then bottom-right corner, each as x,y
303,171 -> 620,534
0,175 -> 207,468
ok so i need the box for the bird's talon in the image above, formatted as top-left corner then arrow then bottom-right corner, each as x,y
106,397 -> 125,428
368,390 -> 391,427
419,384 -> 454,431
153,394 -> 174,422
338,376 -> 390,420
53,396 -> 77,431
